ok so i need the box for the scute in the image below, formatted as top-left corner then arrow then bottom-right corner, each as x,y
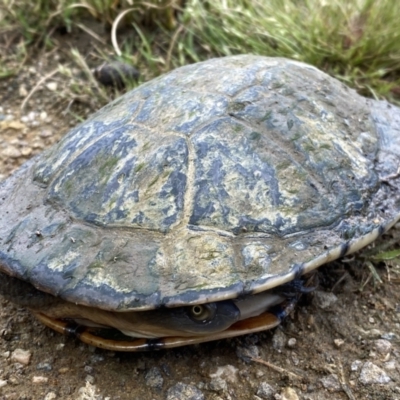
1,55 -> 400,311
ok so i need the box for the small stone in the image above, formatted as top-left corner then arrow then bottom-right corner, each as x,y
84,365 -> 94,374
46,82 -> 58,91
350,360 -> 362,372
334,339 -> 344,348
32,376 -> 48,384
381,332 -> 397,341
11,349 -> 32,365
21,147 -> 32,156
144,366 -> 163,389
280,387 -> 299,400
56,344 -> 65,351
312,291 -> 338,309
209,377 -> 227,392
44,393 -> 57,400
209,365 -> 238,383
19,85 -> 28,97
359,361 -> 391,385
236,344 -> 260,362
320,374 -> 341,392
3,146 -> 21,159
0,379 -> 7,388
166,382 -> 204,400
272,329 -> 286,351
287,338 -> 296,348
384,360 -> 397,371
77,382 -> 101,400
369,317 -> 375,324
2,351 -> 10,358
40,111 -> 48,120
58,367 -> 69,374
36,362 -> 52,371
85,375 -> 95,384
256,382 -> 275,399
39,129 -> 53,138
374,339 -> 392,356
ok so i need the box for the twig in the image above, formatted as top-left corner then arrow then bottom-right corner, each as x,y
20,68 -> 59,111
251,357 -> 304,380
336,358 -> 356,400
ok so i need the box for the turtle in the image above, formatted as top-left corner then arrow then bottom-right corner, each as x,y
1,55 -> 400,351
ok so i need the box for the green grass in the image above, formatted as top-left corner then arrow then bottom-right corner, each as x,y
1,0 -> 400,104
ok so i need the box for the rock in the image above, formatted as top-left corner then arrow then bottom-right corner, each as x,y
359,361 -> 391,385
333,338 -> 344,348
374,339 -> 392,357
312,291 -> 338,309
256,382 -> 275,399
144,366 -> 163,389
32,376 -> 48,384
280,387 -> 299,400
350,360 -> 362,372
272,329 -> 286,351
44,393 -> 57,400
320,374 -> 341,392
93,62 -> 140,89
209,365 -> 238,383
11,349 -> 31,365
0,379 -> 7,388
77,382 -> 101,400
287,338 -> 297,348
166,382 -> 204,400
2,146 -> 21,159
209,377 -> 227,392
236,344 -> 260,362
36,362 -> 52,371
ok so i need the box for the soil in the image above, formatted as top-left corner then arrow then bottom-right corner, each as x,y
0,26 -> 399,400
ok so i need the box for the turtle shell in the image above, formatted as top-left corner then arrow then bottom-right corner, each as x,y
1,55 -> 400,312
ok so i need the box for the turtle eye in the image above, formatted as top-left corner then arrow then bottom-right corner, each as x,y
188,304 -> 216,323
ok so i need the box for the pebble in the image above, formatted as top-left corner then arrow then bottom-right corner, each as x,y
381,332 -> 397,341
350,360 -> 362,372
236,344 -> 260,362
166,382 -> 204,400
209,376 -> 228,393
280,387 -> 299,400
359,361 -> 391,385
334,338 -> 344,348
320,374 -> 341,391
287,338 -> 296,348
374,339 -> 392,357
39,129 -> 53,138
312,291 -> 338,309
85,375 -> 95,384
2,146 -> 22,159
36,362 -> 52,371
32,376 -> 48,384
272,329 -> 286,351
44,393 -> 57,400
384,360 -> 397,371
46,82 -> 58,91
209,365 -> 238,383
144,366 -> 163,389
77,382 -> 100,400
0,379 -> 7,388
11,349 -> 32,365
256,382 -> 275,399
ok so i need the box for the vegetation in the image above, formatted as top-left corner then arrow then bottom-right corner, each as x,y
1,0 -> 399,106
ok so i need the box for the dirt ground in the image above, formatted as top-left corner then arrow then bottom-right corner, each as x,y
0,31 -> 400,400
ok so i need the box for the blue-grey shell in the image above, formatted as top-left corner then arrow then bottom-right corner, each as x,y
1,55 -> 400,311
